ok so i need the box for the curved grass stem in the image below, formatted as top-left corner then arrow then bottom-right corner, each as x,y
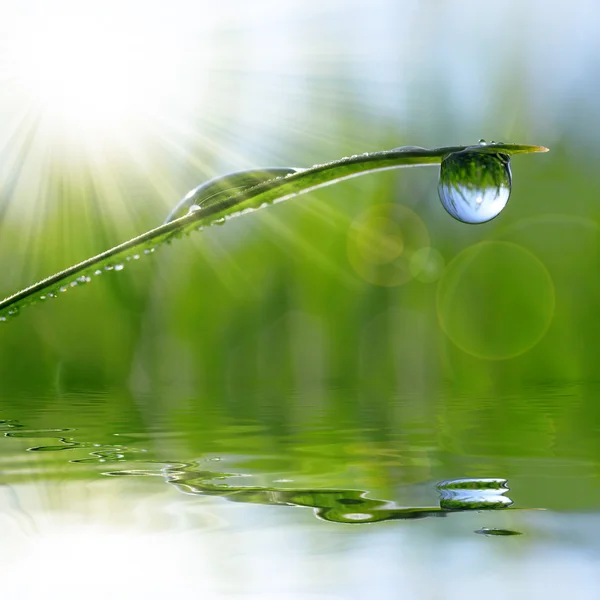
0,143 -> 548,320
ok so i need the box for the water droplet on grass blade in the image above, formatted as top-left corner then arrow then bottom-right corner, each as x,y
438,150 -> 512,224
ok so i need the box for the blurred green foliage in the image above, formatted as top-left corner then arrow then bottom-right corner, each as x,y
1,119 -> 600,514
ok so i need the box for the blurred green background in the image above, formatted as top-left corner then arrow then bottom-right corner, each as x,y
1,0 -> 600,505
4,4 -> 600,598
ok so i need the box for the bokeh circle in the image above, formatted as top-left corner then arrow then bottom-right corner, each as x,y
347,204 -> 429,286
436,241 -> 555,360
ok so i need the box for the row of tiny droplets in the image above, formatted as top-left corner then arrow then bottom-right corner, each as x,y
0,247 -> 158,322
0,194 -> 284,322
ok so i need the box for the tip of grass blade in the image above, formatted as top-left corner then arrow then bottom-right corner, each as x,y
519,145 -> 549,153
470,143 -> 549,156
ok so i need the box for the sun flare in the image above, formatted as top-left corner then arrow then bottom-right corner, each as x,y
3,10 -> 187,138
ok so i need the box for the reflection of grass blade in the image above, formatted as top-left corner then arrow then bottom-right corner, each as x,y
1,416 -> 537,527
0,143 -> 547,320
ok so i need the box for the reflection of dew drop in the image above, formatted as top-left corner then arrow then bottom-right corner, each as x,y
438,151 -> 512,224
438,478 -> 508,490
437,478 -> 513,510
114,264 -> 124,271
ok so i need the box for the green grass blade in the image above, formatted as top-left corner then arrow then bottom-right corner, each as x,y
0,143 -> 548,321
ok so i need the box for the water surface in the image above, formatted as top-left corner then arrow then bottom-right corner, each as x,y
2,382 -> 600,599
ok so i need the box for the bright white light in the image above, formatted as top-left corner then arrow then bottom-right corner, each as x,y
3,9 -> 188,138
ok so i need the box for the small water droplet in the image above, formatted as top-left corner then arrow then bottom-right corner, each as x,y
114,264 -> 124,271
7,307 -> 19,316
40,295 -> 47,301
0,316 -> 7,322
70,281 -> 78,287
438,151 -> 512,224
478,139 -> 487,145
104,265 -> 114,271
133,254 -> 140,260
59,286 -> 68,293
94,270 -> 102,276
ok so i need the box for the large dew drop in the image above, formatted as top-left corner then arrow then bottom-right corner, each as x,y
438,150 -> 512,224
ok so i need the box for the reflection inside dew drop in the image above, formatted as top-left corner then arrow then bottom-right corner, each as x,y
438,151 -> 512,224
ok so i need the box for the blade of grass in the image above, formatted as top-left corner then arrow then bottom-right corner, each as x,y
0,143 -> 548,320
